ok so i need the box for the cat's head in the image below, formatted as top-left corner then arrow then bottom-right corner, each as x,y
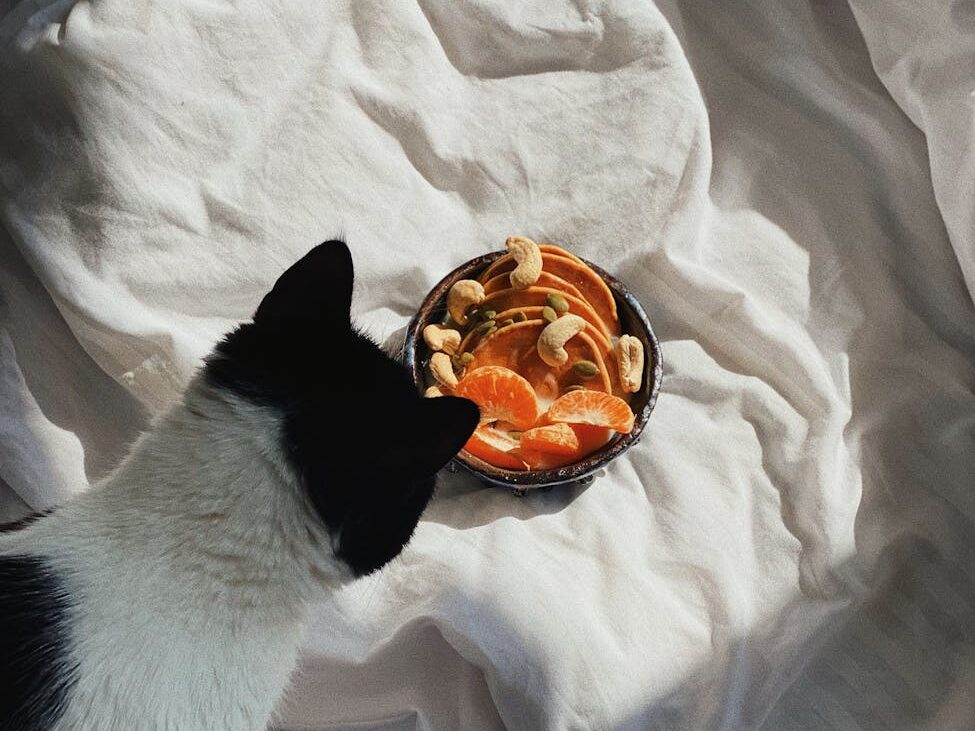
205,241 -> 479,578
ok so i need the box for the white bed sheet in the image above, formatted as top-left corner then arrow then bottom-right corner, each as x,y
1,1 -> 973,730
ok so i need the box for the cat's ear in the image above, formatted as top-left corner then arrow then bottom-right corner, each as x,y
254,240 -> 353,329
380,396 -> 480,477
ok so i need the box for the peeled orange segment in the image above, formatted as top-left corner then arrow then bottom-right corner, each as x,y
454,366 -> 540,431
482,270 -> 585,299
520,423 -> 580,456
469,321 -> 612,402
478,286 -> 612,340
463,425 -> 529,470
570,423 -> 615,454
479,254 -> 619,336
515,424 -> 615,470
546,390 -> 635,433
515,446 -> 576,471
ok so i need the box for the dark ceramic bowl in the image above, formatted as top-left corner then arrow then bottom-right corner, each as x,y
404,251 -> 662,494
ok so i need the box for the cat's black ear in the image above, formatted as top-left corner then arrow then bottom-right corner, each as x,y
387,396 -> 480,477
254,240 -> 353,329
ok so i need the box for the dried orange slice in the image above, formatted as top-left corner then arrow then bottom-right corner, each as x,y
538,243 -> 586,264
469,321 -> 612,402
479,245 -> 577,280
479,253 -> 619,335
458,306 -> 613,357
454,366 -> 539,430
482,270 -> 585,299
546,390 -> 635,433
463,425 -> 529,470
520,423 -> 580,456
479,286 -> 611,340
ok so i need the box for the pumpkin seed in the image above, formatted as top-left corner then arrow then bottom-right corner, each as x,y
546,292 -> 569,314
475,320 -> 496,335
573,360 -> 599,378
481,309 -> 497,321
500,318 -> 515,328
459,352 -> 474,365
513,311 -> 528,323
542,306 -> 558,323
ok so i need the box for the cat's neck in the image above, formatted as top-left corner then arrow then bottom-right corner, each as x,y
10,375 -> 348,610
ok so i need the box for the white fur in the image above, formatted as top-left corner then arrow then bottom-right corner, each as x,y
0,375 -> 351,731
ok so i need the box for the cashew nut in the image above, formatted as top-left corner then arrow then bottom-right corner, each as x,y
424,385 -> 445,398
615,335 -> 644,393
423,324 -> 461,355
447,279 -> 485,326
506,236 -> 542,290
429,352 -> 459,389
537,314 -> 586,367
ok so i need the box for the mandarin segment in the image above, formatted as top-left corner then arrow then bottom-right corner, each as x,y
463,425 -> 529,470
454,366 -> 540,430
520,423 -> 580,456
469,320 -> 612,402
546,390 -> 635,433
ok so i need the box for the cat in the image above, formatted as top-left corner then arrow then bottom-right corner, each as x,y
0,240 -> 479,731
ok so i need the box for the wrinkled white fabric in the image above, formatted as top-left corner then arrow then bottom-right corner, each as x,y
848,0 -> 975,306
1,1 -> 973,730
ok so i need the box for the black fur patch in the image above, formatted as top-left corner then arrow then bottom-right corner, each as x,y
0,509 -> 53,534
204,241 -> 478,577
0,555 -> 77,731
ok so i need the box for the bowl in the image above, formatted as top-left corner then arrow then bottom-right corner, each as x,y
404,250 -> 663,494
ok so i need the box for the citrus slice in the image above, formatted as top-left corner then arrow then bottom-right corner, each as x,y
520,423 -> 580,456
546,390 -> 635,433
454,366 -> 539,430
463,425 -> 529,470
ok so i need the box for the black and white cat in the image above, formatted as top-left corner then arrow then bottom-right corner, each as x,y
0,241 -> 479,731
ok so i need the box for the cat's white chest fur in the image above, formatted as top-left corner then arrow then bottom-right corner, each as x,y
3,384 -> 346,731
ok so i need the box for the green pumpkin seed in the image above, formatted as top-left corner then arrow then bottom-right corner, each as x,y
573,360 -> 599,378
475,320 -> 497,335
546,292 -> 569,314
486,325 -> 498,336
481,309 -> 497,321
542,306 -> 558,323
460,352 -> 474,365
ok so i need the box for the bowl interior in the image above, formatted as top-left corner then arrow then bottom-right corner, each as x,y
405,252 -> 662,490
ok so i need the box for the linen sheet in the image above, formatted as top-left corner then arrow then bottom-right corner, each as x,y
1,1 -> 973,729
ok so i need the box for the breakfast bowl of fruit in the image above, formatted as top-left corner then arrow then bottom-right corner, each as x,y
404,236 -> 663,493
